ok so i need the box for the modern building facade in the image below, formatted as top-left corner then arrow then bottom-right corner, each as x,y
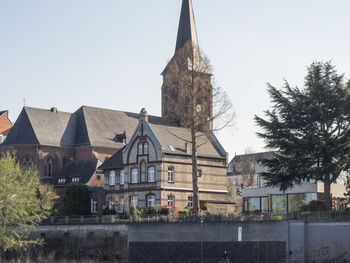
228,152 -> 346,214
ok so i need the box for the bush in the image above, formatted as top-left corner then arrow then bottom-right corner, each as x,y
179,209 -> 191,216
129,205 -> 140,215
300,200 -> 326,212
273,215 -> 282,221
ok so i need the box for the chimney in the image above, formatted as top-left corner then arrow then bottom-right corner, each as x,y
50,107 -> 57,113
139,108 -> 149,124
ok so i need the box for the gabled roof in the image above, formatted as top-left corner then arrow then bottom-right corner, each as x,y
53,159 -> 98,186
2,106 -> 172,148
98,147 -> 124,170
148,123 -> 226,158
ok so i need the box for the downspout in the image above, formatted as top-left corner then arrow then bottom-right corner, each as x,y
162,151 -> 165,206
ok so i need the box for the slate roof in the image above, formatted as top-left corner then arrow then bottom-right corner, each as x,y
175,0 -> 199,53
2,106 -> 171,148
0,111 -> 7,116
99,120 -> 227,171
53,159 -> 98,186
148,123 -> 226,158
98,147 -> 124,170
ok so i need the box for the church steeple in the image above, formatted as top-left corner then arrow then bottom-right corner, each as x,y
161,0 -> 213,130
175,0 -> 199,52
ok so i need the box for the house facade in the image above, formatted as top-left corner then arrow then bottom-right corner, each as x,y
100,109 -> 231,213
0,110 -> 12,144
228,152 -> 346,214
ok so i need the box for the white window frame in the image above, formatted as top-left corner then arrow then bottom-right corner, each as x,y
138,143 -> 143,155
168,195 -> 175,206
91,199 -> 97,213
188,196 -> 193,208
148,167 -> 155,182
144,142 -> 149,154
72,177 -> 80,183
167,167 -> 174,183
109,170 -> 116,186
120,169 -> 125,185
147,195 -> 156,207
58,178 -> 66,184
131,168 -> 138,184
131,196 -> 139,208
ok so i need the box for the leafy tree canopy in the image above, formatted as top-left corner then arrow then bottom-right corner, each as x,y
65,183 -> 90,216
0,153 -> 57,252
255,61 -> 350,210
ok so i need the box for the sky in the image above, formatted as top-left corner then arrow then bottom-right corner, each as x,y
1,0 -> 350,160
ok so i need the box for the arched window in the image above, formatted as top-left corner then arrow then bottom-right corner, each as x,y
109,170 -> 116,186
138,143 -> 143,155
22,157 -> 33,170
144,142 -> 149,155
45,158 -> 52,177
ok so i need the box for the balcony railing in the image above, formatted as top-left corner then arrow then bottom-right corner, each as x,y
40,211 -> 350,225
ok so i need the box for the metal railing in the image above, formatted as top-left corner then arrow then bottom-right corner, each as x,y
40,211 -> 350,225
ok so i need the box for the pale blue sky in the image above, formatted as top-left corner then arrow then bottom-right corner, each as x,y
1,0 -> 350,159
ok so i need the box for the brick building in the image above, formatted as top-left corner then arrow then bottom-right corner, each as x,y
1,0 -> 232,214
100,109 -> 231,213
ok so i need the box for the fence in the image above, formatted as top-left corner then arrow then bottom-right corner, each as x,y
40,211 -> 350,225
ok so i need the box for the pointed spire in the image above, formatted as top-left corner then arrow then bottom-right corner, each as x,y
175,0 -> 199,52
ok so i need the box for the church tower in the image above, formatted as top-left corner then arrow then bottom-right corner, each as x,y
161,0 -> 213,130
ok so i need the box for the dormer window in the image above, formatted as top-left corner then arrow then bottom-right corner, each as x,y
72,177 -> 80,183
58,178 -> 66,184
144,142 -> 149,154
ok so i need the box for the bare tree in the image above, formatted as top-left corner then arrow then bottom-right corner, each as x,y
163,41 -> 235,215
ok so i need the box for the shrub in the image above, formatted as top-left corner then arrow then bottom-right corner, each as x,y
179,209 -> 191,216
273,215 -> 282,220
300,200 -> 326,212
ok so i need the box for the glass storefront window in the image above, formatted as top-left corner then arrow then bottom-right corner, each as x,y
248,197 -> 260,212
305,193 -> 317,204
261,197 -> 269,212
271,195 -> 287,214
288,194 -> 305,212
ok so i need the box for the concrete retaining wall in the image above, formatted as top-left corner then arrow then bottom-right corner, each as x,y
3,221 -> 350,263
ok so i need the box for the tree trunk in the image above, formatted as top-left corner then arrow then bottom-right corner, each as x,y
324,178 -> 332,211
191,131 -> 199,216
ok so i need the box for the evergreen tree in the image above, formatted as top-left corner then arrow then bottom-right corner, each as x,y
255,62 -> 350,211
345,175 -> 350,207
65,183 -> 90,215
0,153 -> 57,259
